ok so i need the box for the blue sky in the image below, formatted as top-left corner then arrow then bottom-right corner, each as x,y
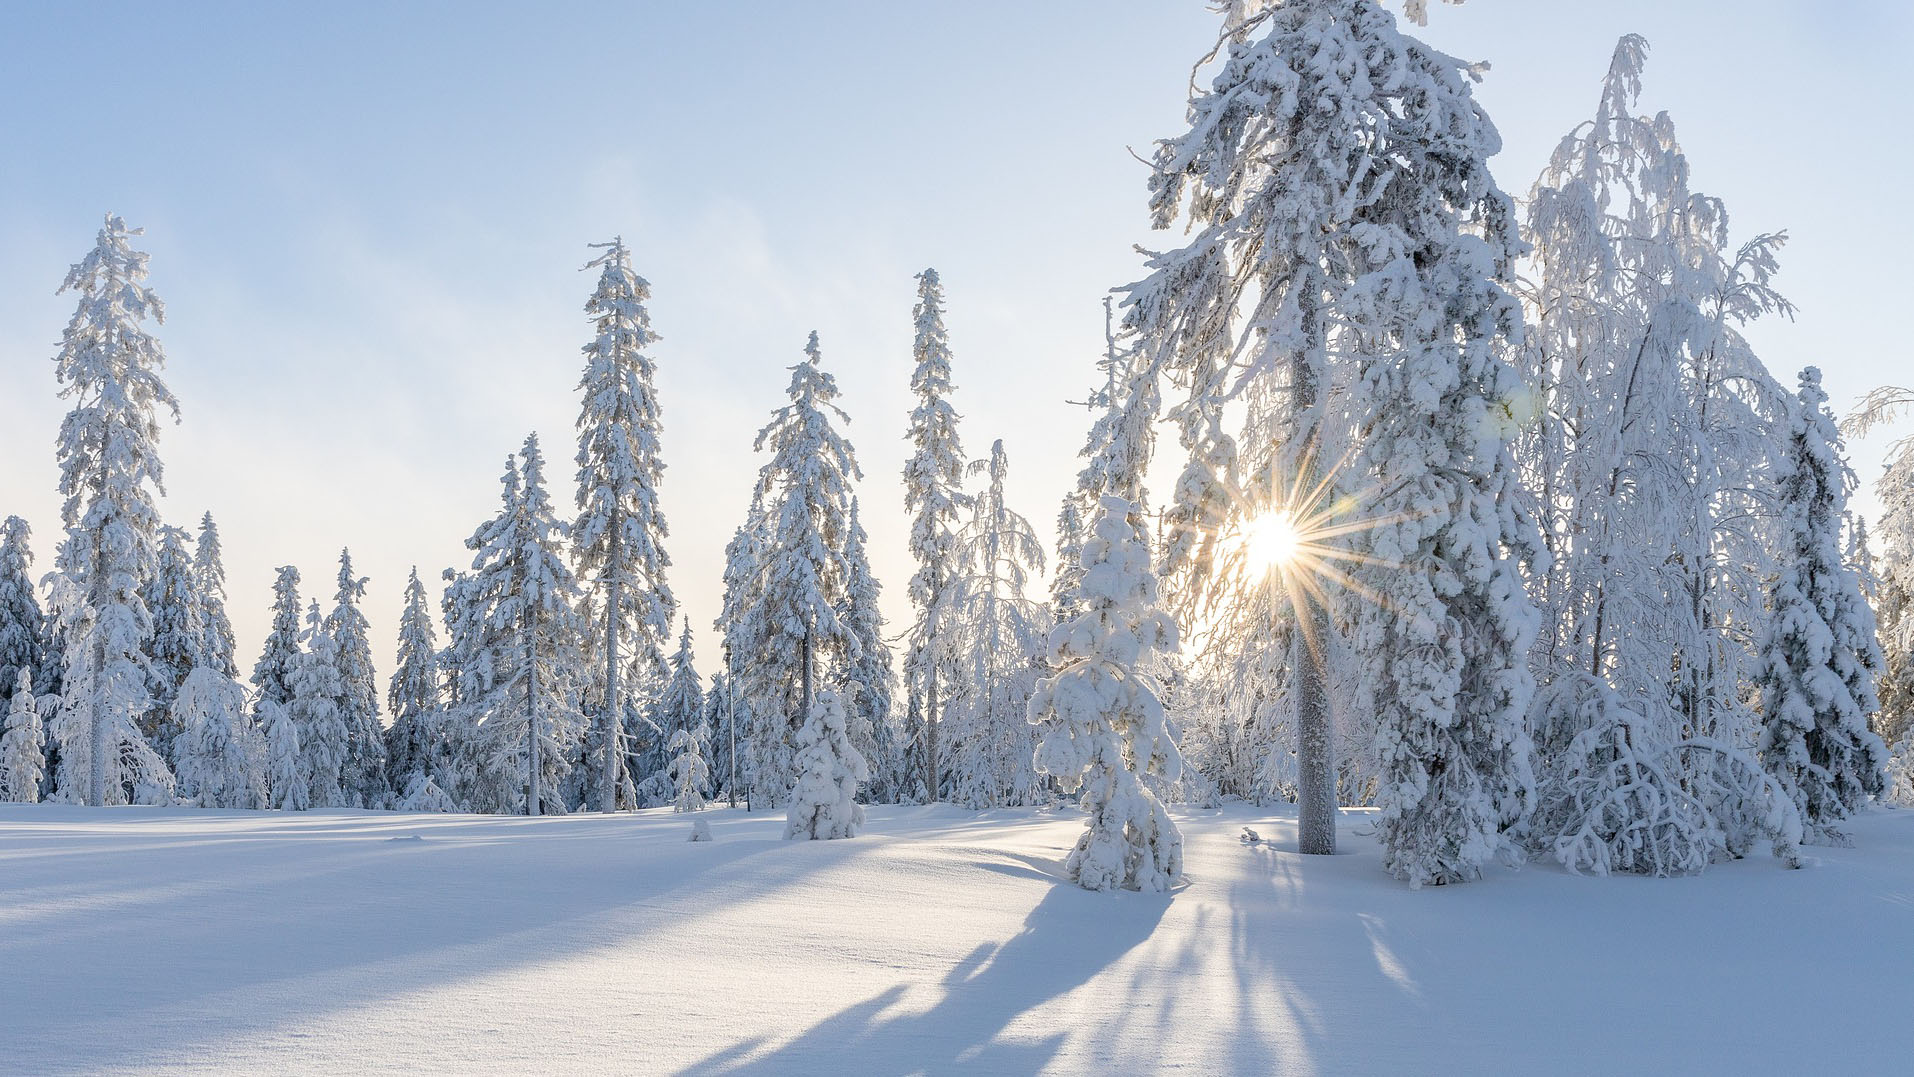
3,1 -> 1908,677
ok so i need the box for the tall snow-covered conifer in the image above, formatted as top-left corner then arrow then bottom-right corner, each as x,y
1052,299 -> 1155,630
740,333 -> 863,807
1756,368 -> 1888,844
192,513 -> 237,679
838,498 -> 898,802
252,567 -> 304,726
327,549 -> 387,807
573,237 -> 675,813
901,270 -> 969,802
49,215 -> 179,806
658,619 -> 704,741
945,440 -> 1048,808
143,524 -> 200,759
0,517 -> 54,712
289,600 -> 351,808
713,493 -> 769,805
452,436 -> 587,815
386,567 -> 444,796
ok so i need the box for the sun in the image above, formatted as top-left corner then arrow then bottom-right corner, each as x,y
1236,509 -> 1303,574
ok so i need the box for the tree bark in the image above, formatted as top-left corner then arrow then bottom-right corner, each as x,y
926,672 -> 940,803
1294,273 -> 1335,855
527,608 -> 542,818
727,655 -> 739,809
89,531 -> 108,808
1294,611 -> 1336,854
600,523 -> 621,813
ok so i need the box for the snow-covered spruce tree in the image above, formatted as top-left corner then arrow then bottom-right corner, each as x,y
262,695 -> 305,811
658,618 -> 704,742
668,720 -> 712,813
250,567 -> 303,733
385,567 -> 445,797
435,568 -> 480,802
1029,496 -> 1184,892
192,513 -> 237,679
740,333 -> 863,808
143,524 -> 200,760
0,671 -> 47,802
0,516 -> 55,711
1518,36 -> 1801,874
451,436 -> 588,815
289,600 -> 350,809
171,665 -> 265,809
784,688 -> 868,840
713,493 -> 769,805
944,440 -> 1049,808
48,215 -> 180,806
1755,368 -> 1888,845
629,648 -> 674,807
901,270 -> 970,802
1125,1 -> 1542,876
1344,82 -> 1541,886
327,549 -> 387,807
1052,298 -> 1157,631
573,237 -> 675,813
838,497 -> 899,802
702,672 -> 743,806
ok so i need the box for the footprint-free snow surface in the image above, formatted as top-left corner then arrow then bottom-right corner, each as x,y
2,802 -> 1909,1074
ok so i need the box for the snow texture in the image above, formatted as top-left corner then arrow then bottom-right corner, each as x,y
9,797 -> 1912,1074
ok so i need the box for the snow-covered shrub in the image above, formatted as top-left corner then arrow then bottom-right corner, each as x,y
784,689 -> 867,841
395,770 -> 458,813
669,722 -> 711,813
1529,681 -> 1714,877
1529,676 -> 1802,874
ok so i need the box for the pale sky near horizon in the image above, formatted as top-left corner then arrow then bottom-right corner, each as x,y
2,1 -> 1909,688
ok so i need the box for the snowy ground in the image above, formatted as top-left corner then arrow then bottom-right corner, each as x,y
2,800 -> 1909,1076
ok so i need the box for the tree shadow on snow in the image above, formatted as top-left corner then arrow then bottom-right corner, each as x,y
1108,821 -> 1441,1072
0,808 -> 857,1075
681,877 -> 1171,1076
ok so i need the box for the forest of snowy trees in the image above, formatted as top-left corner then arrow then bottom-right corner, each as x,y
6,0 -> 1913,894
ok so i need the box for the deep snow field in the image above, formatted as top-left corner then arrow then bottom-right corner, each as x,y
2,800 -> 1909,1076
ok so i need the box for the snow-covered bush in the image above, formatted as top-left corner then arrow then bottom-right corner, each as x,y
1529,675 -> 1801,874
784,689 -> 867,841
395,770 -> 459,813
669,722 -> 712,813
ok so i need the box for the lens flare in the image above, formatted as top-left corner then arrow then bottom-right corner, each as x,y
1235,510 -> 1303,573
